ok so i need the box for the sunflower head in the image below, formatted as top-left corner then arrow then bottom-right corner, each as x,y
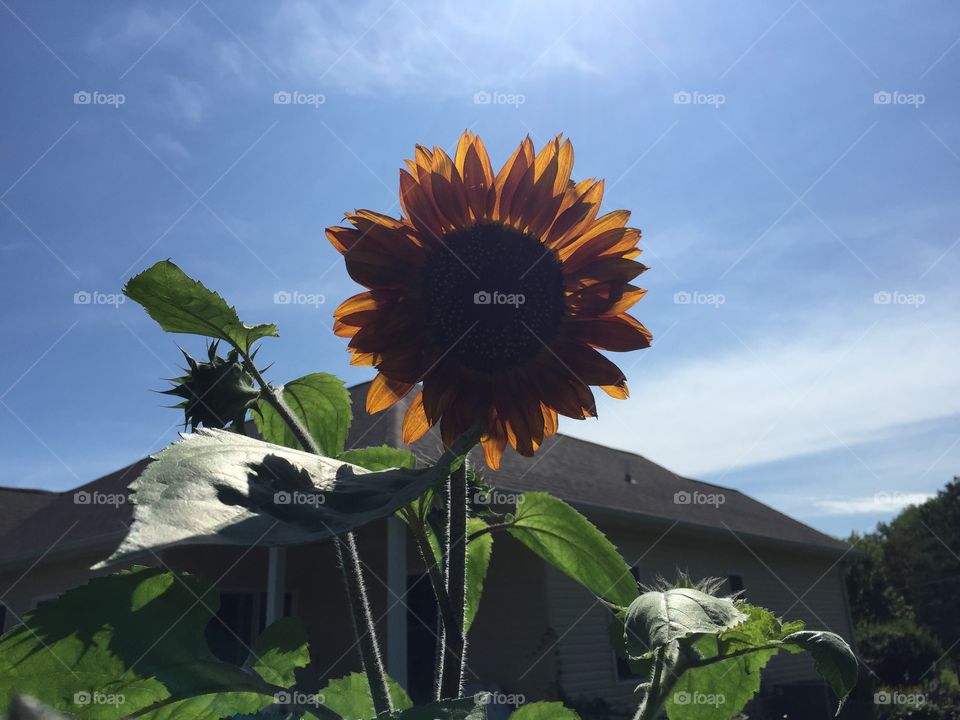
163,341 -> 260,431
327,131 -> 651,469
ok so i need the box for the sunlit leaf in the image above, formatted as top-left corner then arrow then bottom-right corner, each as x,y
251,618 -> 310,689
507,493 -> 636,608
0,567 -> 278,719
318,672 -> 411,719
509,701 -> 580,719
125,260 -> 277,354
98,429 -> 473,567
339,446 -> 416,471
254,374 -> 351,456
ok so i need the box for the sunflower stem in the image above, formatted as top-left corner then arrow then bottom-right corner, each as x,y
243,356 -> 394,717
439,459 -> 469,699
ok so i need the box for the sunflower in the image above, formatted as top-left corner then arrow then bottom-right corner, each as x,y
327,131 -> 651,469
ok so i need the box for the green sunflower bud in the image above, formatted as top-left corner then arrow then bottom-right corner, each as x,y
162,341 -> 260,431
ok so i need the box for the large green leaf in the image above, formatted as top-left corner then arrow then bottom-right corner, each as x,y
665,634 -> 777,720
507,493 -> 637,608
662,605 -> 856,720
124,260 -> 277,354
254,374 -> 351,457
339,446 -> 416,471
781,631 -> 858,710
509,701 -> 580,719
98,429 -> 474,567
625,588 -> 747,657
318,672 -> 411,719
251,618 -> 310,689
465,518 -> 493,633
0,567 -> 279,719
386,697 -> 487,719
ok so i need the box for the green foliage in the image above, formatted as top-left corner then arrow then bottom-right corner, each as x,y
0,567 -> 280,719
857,617 -> 942,685
625,588 -> 747,655
318,672 -> 412,719
100,428 -> 465,566
508,701 -> 581,719
464,518 -> 494,632
387,696 -> 488,719
623,587 -> 857,720
124,260 -> 277,355
507,492 -> 637,608
254,374 -> 352,456
339,446 -> 417,471
250,618 -> 311,689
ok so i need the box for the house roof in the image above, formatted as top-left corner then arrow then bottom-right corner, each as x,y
0,487 -> 56,539
349,383 -> 849,554
0,381 -> 847,568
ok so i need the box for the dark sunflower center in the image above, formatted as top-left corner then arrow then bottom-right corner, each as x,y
421,221 -> 566,373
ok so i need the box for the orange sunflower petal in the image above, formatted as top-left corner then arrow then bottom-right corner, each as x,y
367,373 -> 414,414
402,391 -> 431,443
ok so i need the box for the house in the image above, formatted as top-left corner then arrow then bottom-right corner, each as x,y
0,382 -> 859,718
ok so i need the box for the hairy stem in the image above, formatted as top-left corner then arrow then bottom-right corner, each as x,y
439,460 -> 468,699
244,359 -> 393,716
408,522 -> 460,698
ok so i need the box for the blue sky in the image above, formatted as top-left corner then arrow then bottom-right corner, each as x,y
1,0 -> 958,538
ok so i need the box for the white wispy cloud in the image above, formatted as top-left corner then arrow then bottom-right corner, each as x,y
568,292 -> 960,477
812,492 -> 933,515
